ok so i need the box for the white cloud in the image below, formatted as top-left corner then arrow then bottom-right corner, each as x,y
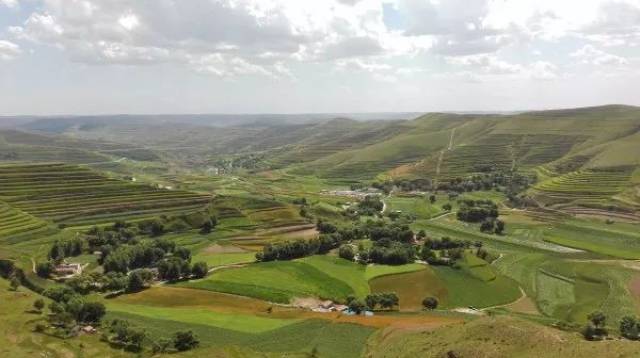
447,54 -> 559,80
0,40 -> 21,60
0,0 -> 18,8
528,61 -> 558,80
118,13 -> 140,31
570,45 -> 628,66
8,0 -> 407,78
447,54 -> 523,75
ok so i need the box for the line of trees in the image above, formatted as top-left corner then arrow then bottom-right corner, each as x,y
103,319 -> 199,353
257,223 -> 363,262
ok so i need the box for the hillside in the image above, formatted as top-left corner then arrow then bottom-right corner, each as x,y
368,315 -> 640,358
2,105 -> 639,217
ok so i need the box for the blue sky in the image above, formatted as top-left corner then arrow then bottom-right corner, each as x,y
1,0 -> 639,115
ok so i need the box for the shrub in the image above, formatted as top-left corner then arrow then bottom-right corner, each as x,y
422,297 -> 438,310
338,245 -> 355,261
173,330 -> 199,351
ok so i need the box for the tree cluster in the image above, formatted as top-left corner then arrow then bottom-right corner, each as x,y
436,171 -> 535,195
103,319 -> 199,353
49,237 -> 84,261
364,292 -> 399,310
43,286 -> 106,334
356,195 -> 384,216
360,241 -> 416,265
257,224 -> 362,262
371,178 -> 433,194
480,218 -> 505,235
366,223 -> 414,244
423,237 -> 469,250
456,199 -> 498,223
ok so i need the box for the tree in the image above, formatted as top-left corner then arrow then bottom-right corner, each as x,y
584,311 -> 608,340
191,261 -> 208,278
338,245 -> 355,261
620,316 -> 640,340
9,274 -> 20,291
173,247 -> 192,262
77,302 -> 106,325
36,261 -> 54,278
200,221 -> 213,234
442,203 -> 452,211
494,220 -> 505,234
429,194 -> 436,204
365,294 -> 379,310
480,219 -> 495,233
348,299 -> 366,314
422,297 -> 438,310
420,247 -> 436,262
379,293 -> 399,310
173,330 -> 199,351
127,328 -> 146,352
127,271 -> 146,292
589,311 -> 606,329
149,220 -> 165,237
106,272 -> 128,292
34,298 -> 45,313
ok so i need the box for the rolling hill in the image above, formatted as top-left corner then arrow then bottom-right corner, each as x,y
3,105 -> 640,217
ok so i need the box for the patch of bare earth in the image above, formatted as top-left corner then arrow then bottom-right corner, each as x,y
201,244 -> 247,254
506,295 -> 539,314
628,275 -> 640,309
232,224 -> 318,241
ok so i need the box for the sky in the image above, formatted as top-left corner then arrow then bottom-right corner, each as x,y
1,0 -> 640,115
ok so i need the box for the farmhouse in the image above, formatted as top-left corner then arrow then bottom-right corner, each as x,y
54,263 -> 82,277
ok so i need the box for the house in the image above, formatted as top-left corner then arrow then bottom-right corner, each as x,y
81,325 -> 96,334
319,300 -> 333,310
54,263 -> 82,276
333,304 -> 348,312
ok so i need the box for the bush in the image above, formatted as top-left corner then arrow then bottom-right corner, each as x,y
422,297 -> 438,310
191,262 -> 208,278
173,330 -> 199,351
36,262 -> 55,278
34,298 -> 45,312
338,245 -> 355,261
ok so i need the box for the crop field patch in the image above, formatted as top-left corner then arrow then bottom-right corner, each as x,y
107,303 -> 299,333
369,267 -> 447,311
432,266 -> 521,308
177,260 -> 356,303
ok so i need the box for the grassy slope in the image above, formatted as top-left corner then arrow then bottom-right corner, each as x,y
0,278 -> 131,358
367,315 -> 640,358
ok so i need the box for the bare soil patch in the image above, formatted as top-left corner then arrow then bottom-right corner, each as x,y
628,275 -> 640,309
201,244 -> 247,254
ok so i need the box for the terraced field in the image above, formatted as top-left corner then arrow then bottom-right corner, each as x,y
0,201 -> 53,243
420,133 -> 582,179
531,167 -> 634,208
0,163 -> 211,226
